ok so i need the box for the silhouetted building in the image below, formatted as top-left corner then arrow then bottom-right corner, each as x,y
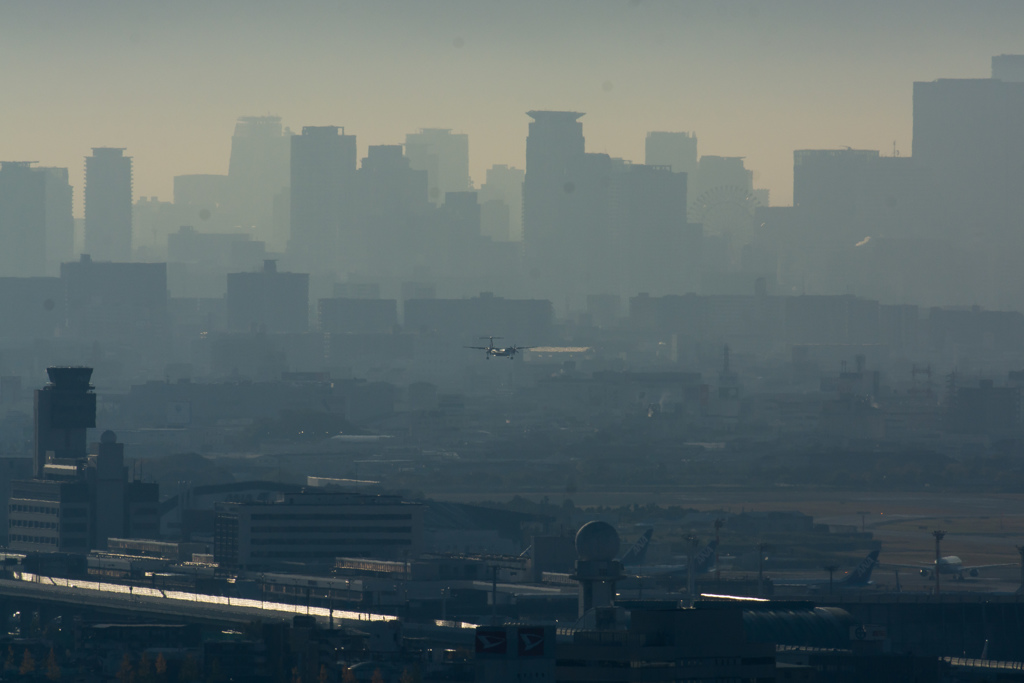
478,164 -> 525,241
913,76 -> 1024,255
318,298 -> 397,334
33,367 -> 95,477
404,128 -> 470,205
288,126 -> 357,273
227,116 -> 291,246
0,277 -> 61,344
355,145 -> 433,279
645,131 -> 698,177
404,292 -> 553,340
61,254 -> 168,345
523,110 -> 587,304
993,54 -> 1024,83
84,147 -> 133,262
950,379 -> 1021,436
38,167 -> 74,275
226,259 -> 309,333
11,368 -> 158,553
213,490 -> 424,570
0,162 -> 47,277
613,163 -> 691,295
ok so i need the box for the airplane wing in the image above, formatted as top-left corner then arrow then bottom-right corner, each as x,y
962,563 -> 1017,572
464,346 -> 490,350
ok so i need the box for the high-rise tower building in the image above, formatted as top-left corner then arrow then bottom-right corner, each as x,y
523,111 -> 587,302
84,147 -> 133,261
404,128 -> 470,205
478,164 -> 525,242
645,131 -> 698,177
39,167 -> 74,274
227,116 -> 291,246
0,161 -> 47,276
288,126 -> 357,274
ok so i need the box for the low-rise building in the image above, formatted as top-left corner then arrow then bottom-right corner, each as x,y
214,490 -> 423,570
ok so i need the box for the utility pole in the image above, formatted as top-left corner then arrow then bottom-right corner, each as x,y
714,518 -> 724,585
824,565 -> 839,595
933,530 -> 946,595
757,542 -> 769,598
686,536 -> 700,607
856,511 -> 870,534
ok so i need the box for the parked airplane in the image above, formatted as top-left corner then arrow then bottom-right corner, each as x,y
620,529 -> 653,566
889,555 -> 1015,580
775,550 -> 881,589
465,336 -> 533,360
620,529 -> 718,577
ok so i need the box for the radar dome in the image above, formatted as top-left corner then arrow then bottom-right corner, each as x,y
100,430 -> 117,444
575,521 -> 620,561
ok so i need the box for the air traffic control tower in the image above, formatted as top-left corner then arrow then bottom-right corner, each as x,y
573,520 -> 623,618
33,367 -> 96,477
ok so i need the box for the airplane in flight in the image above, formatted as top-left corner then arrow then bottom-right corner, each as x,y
887,555 -> 1015,580
774,550 -> 881,590
465,336 -> 533,360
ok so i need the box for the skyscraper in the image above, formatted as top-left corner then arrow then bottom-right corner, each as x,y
522,111 -> 587,303
478,164 -> 525,241
645,131 -> 698,177
84,147 -> 133,261
0,162 -> 47,277
227,116 -> 291,246
39,167 -> 74,274
288,126 -> 357,274
404,128 -> 470,205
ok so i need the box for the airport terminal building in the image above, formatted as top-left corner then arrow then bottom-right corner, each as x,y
214,490 -> 424,570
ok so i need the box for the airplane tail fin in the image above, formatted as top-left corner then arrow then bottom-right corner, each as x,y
842,550 -> 880,586
621,529 -> 653,566
693,539 -> 719,574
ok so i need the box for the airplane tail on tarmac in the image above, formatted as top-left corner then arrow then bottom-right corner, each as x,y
621,529 -> 653,566
842,550 -> 880,586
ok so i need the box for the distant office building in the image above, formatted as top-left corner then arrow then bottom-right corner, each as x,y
355,145 -> 432,278
173,174 -> 231,234
0,162 -> 47,277
38,167 -> 74,274
168,225 -> 267,269
404,128 -> 470,205
645,131 -> 698,177
288,126 -> 357,273
0,277 -> 63,343
992,54 -> 1024,82
333,282 -> 381,299
227,116 -> 291,245
792,149 -> 923,246
612,163 -> 692,295
213,490 -> 424,570
318,298 -> 397,334
690,155 -> 753,199
914,76 -> 1024,236
0,458 -> 32,546
226,259 -> 309,333
132,196 -> 178,260
522,110 -> 588,304
84,147 -> 133,262
478,164 -> 525,241
61,254 -> 168,344
404,292 -> 553,340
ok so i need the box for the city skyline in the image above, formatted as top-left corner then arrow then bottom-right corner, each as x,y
3,0 -> 1024,213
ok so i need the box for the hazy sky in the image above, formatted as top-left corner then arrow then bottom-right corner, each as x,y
2,0 -> 1022,214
